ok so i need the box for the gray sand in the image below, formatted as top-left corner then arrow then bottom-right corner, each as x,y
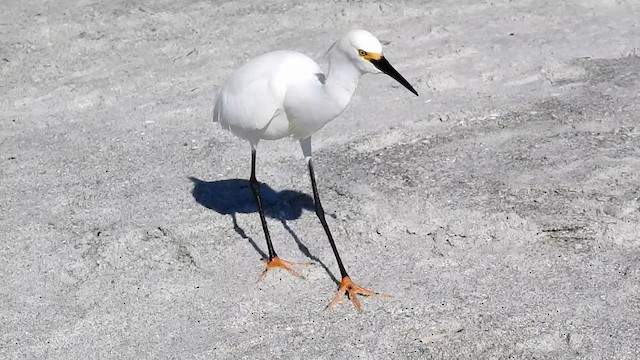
2,0 -> 639,358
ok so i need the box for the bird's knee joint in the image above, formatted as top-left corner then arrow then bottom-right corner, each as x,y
249,177 -> 260,190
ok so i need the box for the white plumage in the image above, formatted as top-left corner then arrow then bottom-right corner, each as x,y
214,29 -> 417,153
211,30 -> 417,312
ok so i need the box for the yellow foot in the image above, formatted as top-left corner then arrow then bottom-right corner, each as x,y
257,256 -> 309,282
326,276 -> 383,313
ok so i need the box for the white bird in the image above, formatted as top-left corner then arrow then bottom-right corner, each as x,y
213,29 -> 418,312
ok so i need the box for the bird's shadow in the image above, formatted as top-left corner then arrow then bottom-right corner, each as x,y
188,177 -> 338,284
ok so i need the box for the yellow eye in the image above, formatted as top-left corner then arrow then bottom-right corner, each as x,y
358,49 -> 367,56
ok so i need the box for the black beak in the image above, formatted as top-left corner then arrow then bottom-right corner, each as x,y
370,56 -> 419,96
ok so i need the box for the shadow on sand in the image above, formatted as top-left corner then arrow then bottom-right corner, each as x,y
188,177 -> 338,283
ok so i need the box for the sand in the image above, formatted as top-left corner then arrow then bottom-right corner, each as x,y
2,0 -> 639,358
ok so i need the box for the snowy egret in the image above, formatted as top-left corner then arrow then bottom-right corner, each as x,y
213,29 -> 418,311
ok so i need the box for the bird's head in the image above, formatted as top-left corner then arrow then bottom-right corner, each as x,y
340,29 -> 418,96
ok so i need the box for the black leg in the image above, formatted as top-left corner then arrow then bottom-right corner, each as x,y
307,158 -> 349,279
249,149 -> 277,260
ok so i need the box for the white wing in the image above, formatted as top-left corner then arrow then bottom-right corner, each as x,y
213,52 -> 287,143
213,50 -> 325,142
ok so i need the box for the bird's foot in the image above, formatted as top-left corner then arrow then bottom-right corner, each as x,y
326,276 -> 386,313
257,256 -> 309,282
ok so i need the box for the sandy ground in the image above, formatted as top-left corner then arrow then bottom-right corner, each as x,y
2,0 -> 640,358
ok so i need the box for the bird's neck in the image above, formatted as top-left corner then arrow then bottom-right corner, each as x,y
324,54 -> 362,110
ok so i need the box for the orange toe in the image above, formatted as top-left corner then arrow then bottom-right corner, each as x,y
326,276 -> 384,312
256,256 -> 309,282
